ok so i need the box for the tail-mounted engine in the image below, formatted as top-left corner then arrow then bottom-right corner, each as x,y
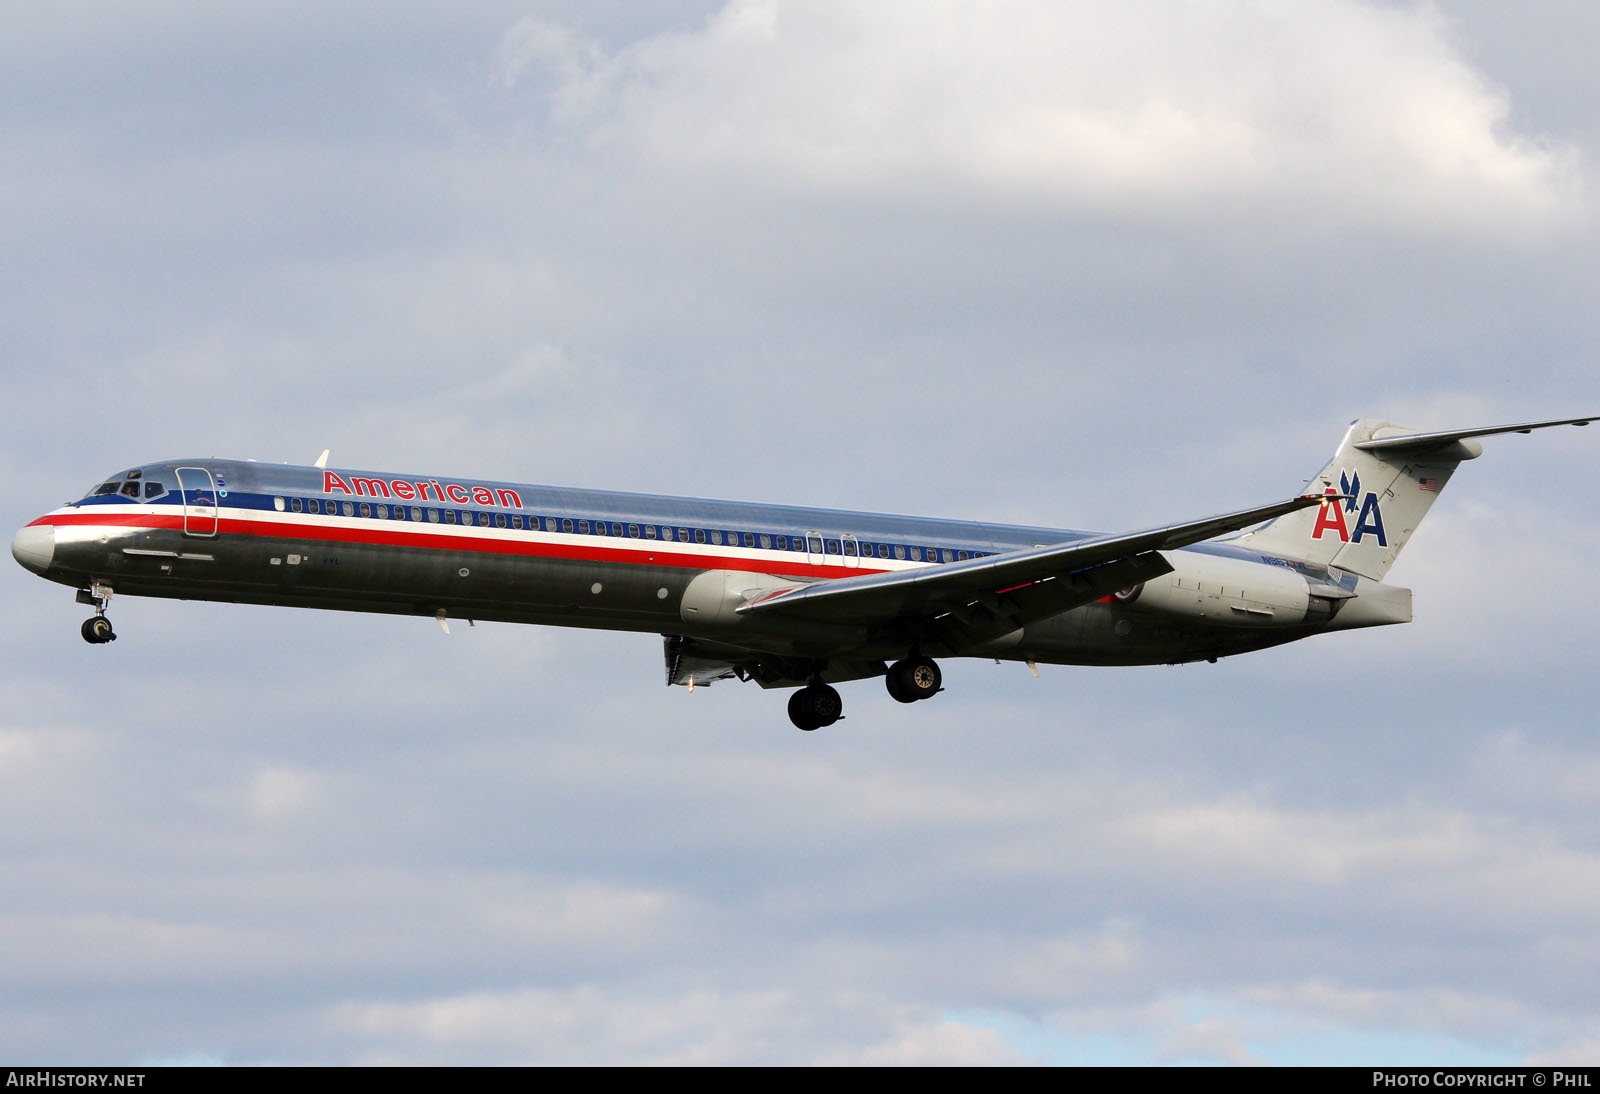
1119,552 -> 1321,627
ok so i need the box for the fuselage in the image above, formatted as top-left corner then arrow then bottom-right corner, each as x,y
12,458 -> 1408,673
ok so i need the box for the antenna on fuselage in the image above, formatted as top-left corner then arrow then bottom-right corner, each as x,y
314,449 -> 330,469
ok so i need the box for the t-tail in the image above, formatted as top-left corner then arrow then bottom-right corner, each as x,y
1236,415 -> 1594,580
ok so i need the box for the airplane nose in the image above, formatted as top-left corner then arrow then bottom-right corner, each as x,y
11,523 -> 54,575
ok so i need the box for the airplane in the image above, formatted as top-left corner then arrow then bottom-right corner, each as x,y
10,415 -> 1593,730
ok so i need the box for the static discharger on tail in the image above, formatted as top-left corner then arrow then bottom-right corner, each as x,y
11,416 -> 1593,730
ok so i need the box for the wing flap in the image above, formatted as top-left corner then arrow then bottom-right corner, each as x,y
916,551 -> 1176,655
664,634 -> 744,687
663,635 -> 885,689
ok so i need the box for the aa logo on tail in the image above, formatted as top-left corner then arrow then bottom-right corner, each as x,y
1311,470 -> 1388,545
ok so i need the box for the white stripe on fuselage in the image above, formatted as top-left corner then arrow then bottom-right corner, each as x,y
47,500 -> 947,578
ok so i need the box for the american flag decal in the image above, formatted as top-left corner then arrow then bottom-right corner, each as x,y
1418,477 -> 1438,492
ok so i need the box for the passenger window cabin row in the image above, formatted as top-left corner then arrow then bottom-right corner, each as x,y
91,475 -> 996,563
271,495 -> 991,564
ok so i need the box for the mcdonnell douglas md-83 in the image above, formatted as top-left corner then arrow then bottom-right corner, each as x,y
11,416 -> 1594,730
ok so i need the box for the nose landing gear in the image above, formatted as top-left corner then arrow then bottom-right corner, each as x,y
77,583 -> 116,645
81,616 -> 116,644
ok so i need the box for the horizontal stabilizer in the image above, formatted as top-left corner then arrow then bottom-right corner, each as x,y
1354,415 -> 1594,455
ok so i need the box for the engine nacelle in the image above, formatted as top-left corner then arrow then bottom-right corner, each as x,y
1121,552 -> 1312,627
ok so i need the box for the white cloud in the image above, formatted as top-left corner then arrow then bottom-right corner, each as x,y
0,726 -> 95,785
1240,980 -> 1536,1042
470,878 -> 693,951
330,984 -> 1026,1065
498,0 -> 1581,234
1530,1038 -> 1600,1067
1158,1014 -> 1268,1066
244,767 -> 325,822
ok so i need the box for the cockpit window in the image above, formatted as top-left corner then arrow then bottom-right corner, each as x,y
92,482 -> 120,496
143,482 -> 166,499
120,482 -> 140,497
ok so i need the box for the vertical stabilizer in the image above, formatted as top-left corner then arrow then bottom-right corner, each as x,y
1236,418 -> 1476,580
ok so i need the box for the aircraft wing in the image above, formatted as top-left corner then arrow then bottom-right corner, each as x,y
735,494 -> 1330,634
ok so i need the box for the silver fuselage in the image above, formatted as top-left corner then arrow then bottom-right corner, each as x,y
13,458 -> 1405,673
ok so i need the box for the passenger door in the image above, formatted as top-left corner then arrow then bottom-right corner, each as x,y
176,466 -> 219,537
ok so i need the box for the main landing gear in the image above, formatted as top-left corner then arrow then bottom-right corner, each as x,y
78,583 -> 116,645
885,656 -> 941,704
785,656 -> 944,731
788,682 -> 843,732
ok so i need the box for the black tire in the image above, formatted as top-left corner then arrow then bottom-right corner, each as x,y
788,688 -> 821,731
805,684 -> 843,727
885,664 -> 916,703
887,657 -> 941,702
82,617 -> 114,644
788,684 -> 843,730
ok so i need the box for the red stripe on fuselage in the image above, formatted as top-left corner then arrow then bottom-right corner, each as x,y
32,511 -> 891,581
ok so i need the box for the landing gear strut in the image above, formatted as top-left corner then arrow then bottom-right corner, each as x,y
886,656 -> 941,703
78,583 -> 116,645
787,682 -> 843,731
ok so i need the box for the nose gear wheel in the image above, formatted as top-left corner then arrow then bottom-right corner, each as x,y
81,616 -> 116,644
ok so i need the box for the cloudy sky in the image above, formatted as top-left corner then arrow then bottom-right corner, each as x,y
4,0 -> 1600,1065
